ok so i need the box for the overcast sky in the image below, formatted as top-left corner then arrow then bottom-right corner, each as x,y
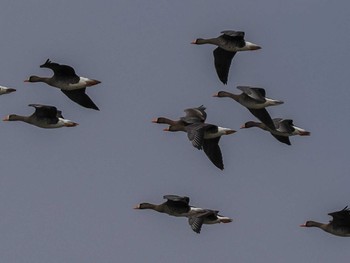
0,0 -> 350,262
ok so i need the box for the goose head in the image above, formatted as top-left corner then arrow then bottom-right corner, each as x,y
241,121 -> 260,129
24,76 -> 44,83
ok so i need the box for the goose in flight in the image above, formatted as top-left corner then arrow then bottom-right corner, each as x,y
25,59 -> 100,110
214,86 -> 283,131
300,206 -> 350,237
241,118 -> 310,145
3,104 -> 78,128
192,30 -> 261,84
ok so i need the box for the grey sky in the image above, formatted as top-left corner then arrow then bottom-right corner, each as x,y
0,0 -> 350,262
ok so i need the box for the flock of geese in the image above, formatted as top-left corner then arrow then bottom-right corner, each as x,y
2,59 -> 100,129
137,30 -> 350,235
2,30 -> 349,235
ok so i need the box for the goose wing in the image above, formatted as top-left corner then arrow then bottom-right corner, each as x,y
247,108 -> 275,131
185,123 -> 207,149
188,216 -> 205,233
237,86 -> 266,102
203,137 -> 224,170
271,134 -> 291,145
61,89 -> 99,110
182,105 -> 207,124
40,59 -> 79,82
28,104 -> 58,124
188,210 -> 218,233
163,195 -> 190,205
213,47 -> 236,85
278,119 -> 296,133
329,206 -> 350,228
221,31 -> 245,47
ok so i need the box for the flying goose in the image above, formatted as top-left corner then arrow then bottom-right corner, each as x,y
3,104 -> 78,128
188,209 -> 233,234
134,195 -> 204,217
214,86 -> 283,131
152,105 -> 207,131
192,30 -> 261,84
165,122 -> 236,170
300,206 -> 350,237
241,118 -> 310,145
25,59 -> 100,110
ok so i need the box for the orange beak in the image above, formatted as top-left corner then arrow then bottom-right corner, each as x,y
64,122 -> 79,127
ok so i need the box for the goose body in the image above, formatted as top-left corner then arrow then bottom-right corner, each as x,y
0,86 -> 16,95
300,206 -> 350,237
214,86 -> 283,131
3,104 -> 78,129
192,30 -> 261,84
25,59 -> 100,110
152,105 -> 207,132
134,195 -> 204,217
188,209 -> 233,234
154,106 -> 234,170
241,118 -> 310,145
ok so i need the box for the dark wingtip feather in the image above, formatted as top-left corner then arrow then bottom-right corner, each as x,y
214,161 -> 224,170
271,134 -> 292,146
219,77 -> 228,85
89,104 -> 100,111
218,72 -> 228,85
40,58 -> 51,68
77,98 -> 99,111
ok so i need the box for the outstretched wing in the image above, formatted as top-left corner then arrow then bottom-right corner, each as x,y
278,119 -> 295,133
221,31 -> 246,48
182,105 -> 207,124
188,210 -> 218,233
247,108 -> 275,131
188,216 -> 204,234
28,104 -> 59,124
271,134 -> 291,146
163,195 -> 190,205
28,104 -> 58,119
61,89 -> 99,110
185,123 -> 206,149
40,59 -> 78,79
213,47 -> 236,85
203,137 -> 224,170
237,86 -> 266,102
329,206 -> 350,227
